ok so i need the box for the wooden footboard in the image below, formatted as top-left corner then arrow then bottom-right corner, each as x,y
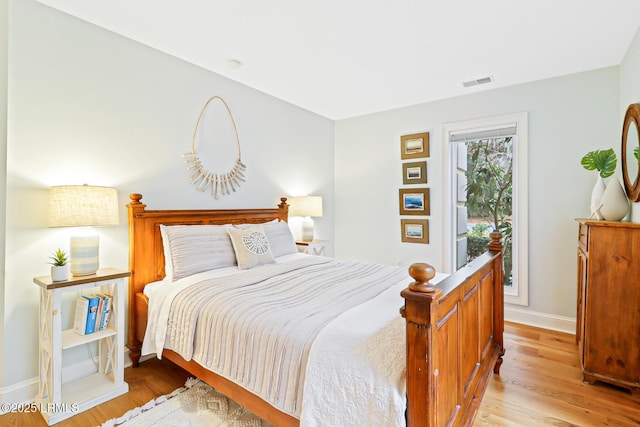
401,232 -> 505,427
127,194 -> 504,426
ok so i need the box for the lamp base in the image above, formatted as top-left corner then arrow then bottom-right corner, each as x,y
301,218 -> 314,242
70,234 -> 99,276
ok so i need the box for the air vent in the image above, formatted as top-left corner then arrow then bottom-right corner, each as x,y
462,76 -> 493,88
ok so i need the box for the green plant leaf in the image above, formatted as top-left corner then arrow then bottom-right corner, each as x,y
581,148 -> 617,178
48,248 -> 68,266
634,146 -> 639,160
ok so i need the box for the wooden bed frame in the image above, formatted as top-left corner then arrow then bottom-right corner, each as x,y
127,193 -> 505,427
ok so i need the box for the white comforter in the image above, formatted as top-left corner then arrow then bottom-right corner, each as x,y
142,253 -> 446,426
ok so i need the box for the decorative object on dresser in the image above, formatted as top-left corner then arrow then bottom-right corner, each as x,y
575,219 -> 640,395
48,248 -> 69,282
621,103 -> 640,202
126,193 -> 505,427
599,178 -> 629,221
580,148 -> 617,219
48,185 -> 119,276
33,268 -> 131,425
288,195 -> 323,241
183,96 -> 246,199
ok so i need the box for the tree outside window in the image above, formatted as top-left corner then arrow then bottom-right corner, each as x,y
465,137 -> 513,287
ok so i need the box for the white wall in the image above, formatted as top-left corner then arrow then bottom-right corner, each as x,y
335,67 -> 620,324
620,27 -> 640,222
0,0 -> 8,390
2,0 -> 334,391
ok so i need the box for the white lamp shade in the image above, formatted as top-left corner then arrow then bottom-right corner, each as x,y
49,185 -> 119,227
48,185 -> 119,276
288,196 -> 323,218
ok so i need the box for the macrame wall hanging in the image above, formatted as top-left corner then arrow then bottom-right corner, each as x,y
183,96 -> 246,199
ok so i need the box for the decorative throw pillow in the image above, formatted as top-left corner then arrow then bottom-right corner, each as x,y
234,220 -> 298,258
227,226 -> 276,270
160,224 -> 236,281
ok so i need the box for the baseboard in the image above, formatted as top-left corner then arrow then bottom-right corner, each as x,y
505,306 -> 576,335
0,348 -> 132,410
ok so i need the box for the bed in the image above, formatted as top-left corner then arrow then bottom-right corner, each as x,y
126,193 -> 505,426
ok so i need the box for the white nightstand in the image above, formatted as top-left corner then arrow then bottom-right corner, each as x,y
33,268 -> 130,425
296,239 -> 329,256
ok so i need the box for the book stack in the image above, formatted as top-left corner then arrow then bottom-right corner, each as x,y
73,293 -> 113,335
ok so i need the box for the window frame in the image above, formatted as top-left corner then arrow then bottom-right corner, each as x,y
443,112 -> 529,306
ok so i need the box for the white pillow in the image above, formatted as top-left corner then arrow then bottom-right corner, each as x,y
261,221 -> 298,258
160,224 -> 236,281
235,220 -> 297,258
227,226 -> 276,270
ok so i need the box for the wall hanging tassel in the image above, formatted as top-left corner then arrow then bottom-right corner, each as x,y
183,96 -> 246,199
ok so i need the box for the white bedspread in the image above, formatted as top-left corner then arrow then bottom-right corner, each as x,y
142,253 -> 447,425
300,271 -> 447,427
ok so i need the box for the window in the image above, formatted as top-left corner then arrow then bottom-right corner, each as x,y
444,113 -> 528,306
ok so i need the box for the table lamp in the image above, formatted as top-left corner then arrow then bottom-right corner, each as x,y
48,185 -> 119,276
288,196 -> 323,241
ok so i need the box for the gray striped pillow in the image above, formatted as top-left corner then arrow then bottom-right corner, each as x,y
160,224 -> 236,281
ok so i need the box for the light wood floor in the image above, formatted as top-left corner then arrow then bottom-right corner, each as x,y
2,322 -> 639,426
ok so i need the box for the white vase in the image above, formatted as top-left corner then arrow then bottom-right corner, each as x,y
600,179 -> 629,221
51,265 -> 70,282
590,175 -> 606,219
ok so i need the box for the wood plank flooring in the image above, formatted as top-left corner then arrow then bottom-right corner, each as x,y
476,323 -> 640,426
2,322 -> 639,426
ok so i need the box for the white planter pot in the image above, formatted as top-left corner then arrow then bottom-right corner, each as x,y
51,265 -> 70,282
590,175 -> 606,219
600,179 -> 630,221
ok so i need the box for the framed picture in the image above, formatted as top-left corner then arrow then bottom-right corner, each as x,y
399,188 -> 430,215
400,132 -> 430,159
401,219 -> 429,244
402,161 -> 427,184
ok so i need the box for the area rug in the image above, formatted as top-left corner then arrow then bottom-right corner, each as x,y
99,378 -> 272,427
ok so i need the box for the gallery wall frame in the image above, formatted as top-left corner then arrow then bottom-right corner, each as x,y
402,161 -> 427,184
400,132 -> 430,160
399,188 -> 430,215
401,219 -> 429,244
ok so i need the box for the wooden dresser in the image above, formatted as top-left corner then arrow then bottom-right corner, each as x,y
576,219 -> 640,395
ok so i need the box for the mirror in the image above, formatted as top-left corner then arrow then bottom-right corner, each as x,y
622,103 -> 640,202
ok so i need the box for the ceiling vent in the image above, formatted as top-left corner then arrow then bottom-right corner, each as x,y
462,76 -> 493,88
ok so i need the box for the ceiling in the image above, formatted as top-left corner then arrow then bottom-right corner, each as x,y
36,0 -> 640,120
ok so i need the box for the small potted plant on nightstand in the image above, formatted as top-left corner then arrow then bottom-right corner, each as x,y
49,248 -> 70,282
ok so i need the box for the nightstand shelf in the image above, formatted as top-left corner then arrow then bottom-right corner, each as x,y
61,327 -> 116,350
33,268 -> 131,425
296,239 -> 329,256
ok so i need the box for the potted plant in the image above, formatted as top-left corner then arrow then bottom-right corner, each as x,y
49,248 -> 70,282
581,148 -> 617,217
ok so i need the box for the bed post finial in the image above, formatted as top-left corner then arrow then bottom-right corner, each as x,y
278,197 -> 288,209
130,193 -> 143,205
408,263 -> 438,293
488,232 -> 503,252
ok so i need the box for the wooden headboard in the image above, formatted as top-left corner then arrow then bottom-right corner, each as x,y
126,193 -> 289,362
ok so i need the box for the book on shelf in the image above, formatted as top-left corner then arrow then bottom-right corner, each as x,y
73,293 -> 114,335
84,294 -> 101,334
73,297 -> 89,335
99,294 -> 112,330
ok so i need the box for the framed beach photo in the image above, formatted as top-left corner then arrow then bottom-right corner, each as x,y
401,219 -> 429,244
399,188 -> 430,215
402,161 -> 427,184
400,132 -> 430,159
